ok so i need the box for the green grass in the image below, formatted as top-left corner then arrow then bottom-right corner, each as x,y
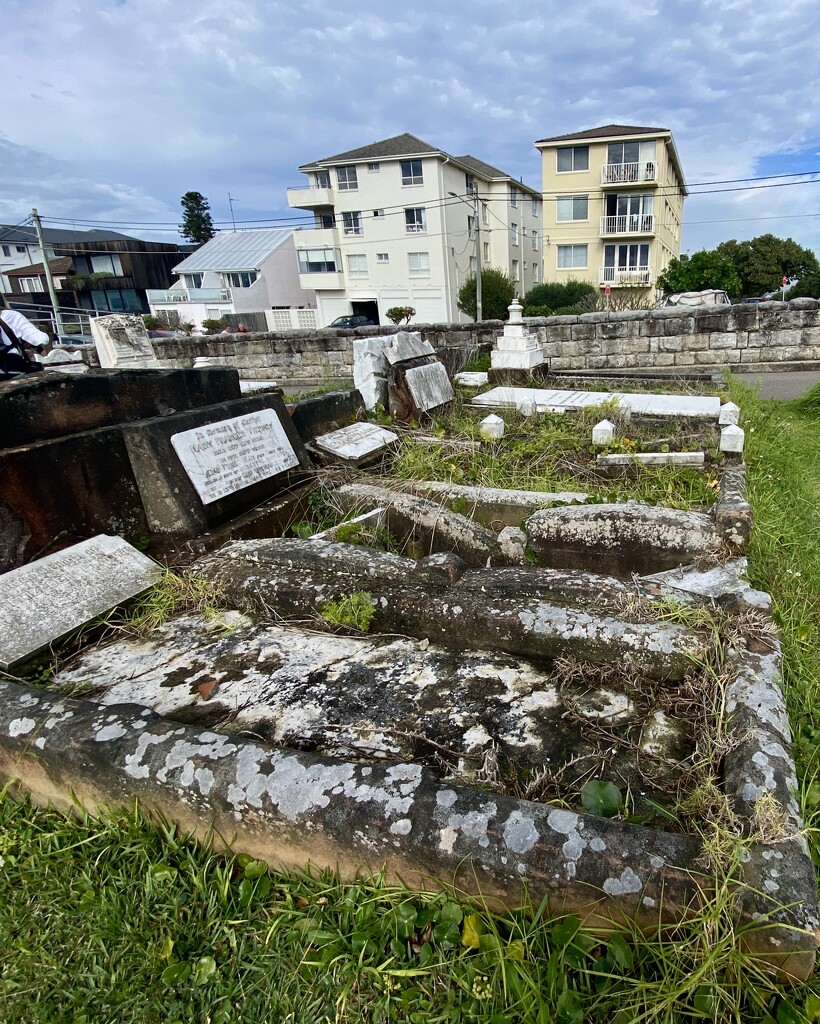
2,378 -> 819,1022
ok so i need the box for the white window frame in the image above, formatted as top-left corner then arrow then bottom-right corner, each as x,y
408,252 -> 430,278
405,207 -> 426,233
315,170 -> 330,188
483,241 -> 490,261
556,195 -> 589,222
532,229 -> 538,252
512,259 -> 520,281
342,211 -> 363,236
467,215 -> 475,239
19,277 -> 41,293
482,202 -> 489,225
401,159 -> 423,186
347,254 -> 368,278
511,222 -> 519,245
376,252 -> 389,263
531,198 -> 539,217
367,162 -> 380,172
556,244 -> 588,270
510,187 -> 519,207
556,146 -> 589,173
336,165 -> 358,191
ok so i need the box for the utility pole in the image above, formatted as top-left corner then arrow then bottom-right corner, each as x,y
31,208 -> 64,337
473,187 -> 483,322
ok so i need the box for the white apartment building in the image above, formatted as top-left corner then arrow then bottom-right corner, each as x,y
534,125 -> 687,298
287,133 -> 542,326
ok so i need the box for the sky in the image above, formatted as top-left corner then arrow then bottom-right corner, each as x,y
4,0 -> 820,258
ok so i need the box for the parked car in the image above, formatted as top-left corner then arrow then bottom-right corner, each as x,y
328,314 -> 375,328
658,289 -> 731,308
739,295 -> 772,304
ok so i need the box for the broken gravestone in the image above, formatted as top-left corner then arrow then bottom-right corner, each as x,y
313,421 -> 399,467
0,534 -> 161,670
90,314 -> 160,369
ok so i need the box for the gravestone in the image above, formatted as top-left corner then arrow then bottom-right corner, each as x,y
91,314 -> 160,369
383,332 -> 434,365
490,299 -> 545,373
387,361 -> 455,421
353,336 -> 391,410
0,534 -> 161,670
720,424 -> 745,453
472,386 -> 721,419
41,349 -> 88,375
454,371 -> 489,389
313,421 -> 399,466
171,409 -> 301,504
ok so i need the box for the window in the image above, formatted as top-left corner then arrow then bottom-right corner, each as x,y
556,195 -> 588,221
225,271 -> 258,288
465,173 -> 476,193
367,162 -> 380,172
1,245 -> 9,257
467,215 -> 475,238
470,256 -> 476,273
607,141 -> 640,165
183,273 -> 203,289
376,253 -> 389,263
401,160 -> 423,186
91,254 -> 123,274
298,248 -> 338,273
532,229 -> 538,252
510,187 -> 519,207
482,202 -> 489,225
408,252 -> 430,278
342,211 -> 362,236
373,209 -> 384,218
531,197 -> 539,217
318,213 -> 335,229
347,254 -> 368,278
512,259 -> 520,281
315,170 -> 330,188
556,146 -> 589,172
533,264 -> 540,282
483,241 -> 490,261
19,277 -> 41,293
336,165 -> 358,191
557,244 -> 587,269
511,222 -> 519,245
16,245 -> 27,253
405,207 -> 426,233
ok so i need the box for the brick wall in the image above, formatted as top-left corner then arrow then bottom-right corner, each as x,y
146,300 -> 820,383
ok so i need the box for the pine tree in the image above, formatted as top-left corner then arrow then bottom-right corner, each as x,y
179,192 -> 216,244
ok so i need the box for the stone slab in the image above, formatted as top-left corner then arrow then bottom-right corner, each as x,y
490,349 -> 545,370
171,409 -> 301,504
403,362 -> 455,412
289,389 -> 365,444
453,371 -> 489,388
0,534 -> 161,670
313,422 -> 399,465
597,452 -> 705,468
383,332 -> 434,365
472,386 -> 721,419
90,314 -> 159,368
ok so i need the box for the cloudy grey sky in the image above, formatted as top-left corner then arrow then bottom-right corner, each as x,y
5,0 -> 820,257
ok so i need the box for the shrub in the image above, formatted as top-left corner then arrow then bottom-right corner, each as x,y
201,317 -> 228,335
385,306 -> 415,325
457,267 -> 516,321
523,279 -> 597,310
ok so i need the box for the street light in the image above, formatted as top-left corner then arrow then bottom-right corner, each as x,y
448,190 -> 482,322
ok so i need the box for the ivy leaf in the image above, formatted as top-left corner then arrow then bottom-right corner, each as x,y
581,780 -> 623,818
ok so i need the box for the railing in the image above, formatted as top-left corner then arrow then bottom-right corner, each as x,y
600,214 -> 655,235
599,266 -> 652,286
7,301 -> 98,341
601,162 -> 657,185
147,288 -> 231,303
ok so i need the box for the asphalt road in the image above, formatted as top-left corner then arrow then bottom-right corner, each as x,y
733,370 -> 820,400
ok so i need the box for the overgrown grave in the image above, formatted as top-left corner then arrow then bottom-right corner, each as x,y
2,373 -> 817,979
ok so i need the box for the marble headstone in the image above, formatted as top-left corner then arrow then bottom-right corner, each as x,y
404,362 -> 455,413
91,314 -> 160,369
313,421 -> 399,466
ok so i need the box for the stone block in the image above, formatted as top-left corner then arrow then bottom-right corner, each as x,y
596,321 -> 628,339
659,337 -> 682,352
789,298 -> 819,310
719,402 -> 740,425
122,393 -> 312,535
313,422 -> 399,466
480,414 -> 505,439
709,332 -> 739,350
571,324 -> 596,341
384,332 -> 434,365
289,390 -> 365,443
0,535 -> 161,670
591,419 -> 614,445
653,353 -> 675,367
720,425 -> 745,453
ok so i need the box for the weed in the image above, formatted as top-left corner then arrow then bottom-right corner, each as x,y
319,592 -> 376,632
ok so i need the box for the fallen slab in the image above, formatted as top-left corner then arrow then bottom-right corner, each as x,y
471,387 -> 722,419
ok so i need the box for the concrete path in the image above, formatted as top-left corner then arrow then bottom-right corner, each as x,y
732,371 -> 820,400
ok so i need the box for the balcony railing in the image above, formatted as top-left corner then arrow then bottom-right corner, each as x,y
600,214 -> 655,235
287,185 -> 334,209
601,162 -> 657,186
599,266 -> 652,287
147,288 -> 231,303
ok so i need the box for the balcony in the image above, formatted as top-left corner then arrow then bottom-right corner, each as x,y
601,162 -> 658,187
599,266 -> 652,287
297,271 -> 345,291
147,288 -> 232,303
287,185 -> 334,209
293,226 -> 339,248
600,215 -> 655,236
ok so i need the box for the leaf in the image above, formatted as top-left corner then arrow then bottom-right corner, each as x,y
242,859 -> 268,880
693,986 -> 714,1016
581,779 -> 623,818
439,902 -> 463,926
804,993 -> 820,1023
149,863 -> 177,884
432,921 -> 461,949
161,961 -> 191,987
461,913 -> 485,949
607,934 -> 633,971
197,679 -> 218,700
550,916 -> 581,947
556,987 -> 584,1024
160,936 -> 175,961
194,956 -> 216,985
777,1000 -> 808,1024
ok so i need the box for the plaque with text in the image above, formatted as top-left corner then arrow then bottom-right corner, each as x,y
171,409 -> 300,504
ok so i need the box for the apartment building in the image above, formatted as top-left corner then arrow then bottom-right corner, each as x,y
534,125 -> 687,297
287,133 -> 542,325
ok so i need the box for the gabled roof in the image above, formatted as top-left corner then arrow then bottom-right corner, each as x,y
300,133 -> 442,171
0,224 -> 146,245
6,257 -> 73,277
454,155 -> 540,198
173,229 -> 294,274
535,124 -> 670,145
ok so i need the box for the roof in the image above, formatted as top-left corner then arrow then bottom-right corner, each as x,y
535,124 -> 670,145
299,133 -> 539,195
173,229 -> 294,273
0,224 -> 147,245
6,257 -> 73,277
300,133 -> 442,170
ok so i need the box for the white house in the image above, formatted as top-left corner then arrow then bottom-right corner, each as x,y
287,133 -> 542,326
147,229 -> 317,331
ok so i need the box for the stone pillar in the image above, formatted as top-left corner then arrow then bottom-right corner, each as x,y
489,300 -> 546,379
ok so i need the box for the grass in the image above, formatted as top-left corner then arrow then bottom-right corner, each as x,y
1,378 -> 819,1022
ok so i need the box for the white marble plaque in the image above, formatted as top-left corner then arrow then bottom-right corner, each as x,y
314,422 -> 398,462
171,409 -> 300,503
384,332 -> 434,365
404,362 -> 455,412
90,314 -> 159,368
472,387 -> 721,419
0,535 -> 162,670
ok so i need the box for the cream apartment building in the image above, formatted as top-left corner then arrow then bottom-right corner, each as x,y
534,125 -> 687,298
287,134 -> 542,325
